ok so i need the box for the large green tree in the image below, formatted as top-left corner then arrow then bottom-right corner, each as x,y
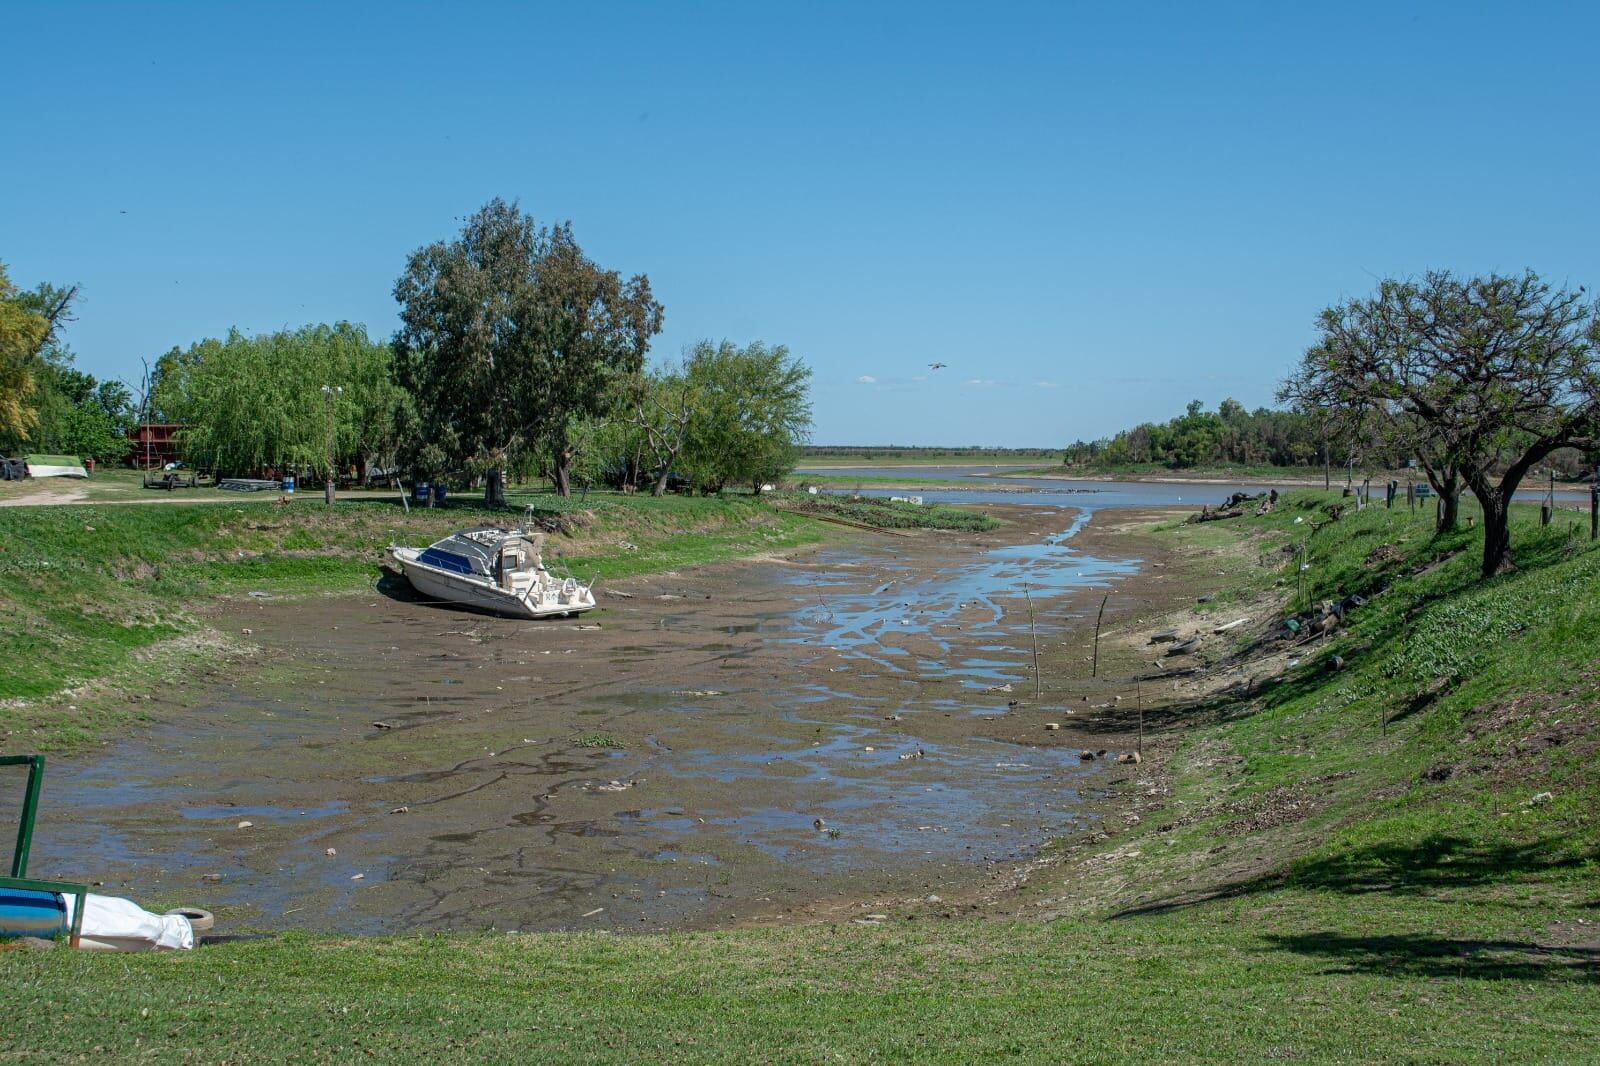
1289,270 -> 1600,577
392,198 -> 662,503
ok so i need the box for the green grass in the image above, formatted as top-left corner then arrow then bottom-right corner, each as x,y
3,889 -> 1595,1062
0,466 -> 149,502
0,492 -> 822,747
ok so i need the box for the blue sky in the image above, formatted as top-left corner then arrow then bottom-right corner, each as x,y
4,1 -> 1597,447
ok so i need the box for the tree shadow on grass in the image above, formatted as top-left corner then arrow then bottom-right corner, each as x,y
1063,683 -> 1261,738
1113,833 -> 1595,919
1275,833 -> 1592,896
1264,931 -> 1600,982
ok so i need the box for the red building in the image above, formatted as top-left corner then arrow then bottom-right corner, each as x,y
126,423 -> 183,469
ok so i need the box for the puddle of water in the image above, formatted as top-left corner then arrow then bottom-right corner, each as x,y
776,510 -> 1136,684
178,802 -> 347,822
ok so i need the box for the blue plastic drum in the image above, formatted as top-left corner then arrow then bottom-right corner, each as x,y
415,482 -> 431,502
0,887 -> 66,939
281,477 -> 295,493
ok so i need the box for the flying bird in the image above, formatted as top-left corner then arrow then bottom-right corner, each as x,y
928,362 -> 947,370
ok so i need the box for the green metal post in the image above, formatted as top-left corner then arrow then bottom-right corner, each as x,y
4,754 -> 45,878
2,755 -> 91,947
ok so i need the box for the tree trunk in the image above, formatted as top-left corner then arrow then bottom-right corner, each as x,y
1479,492 -> 1511,577
1430,473 -> 1460,534
553,456 -> 572,498
485,468 -> 505,508
652,467 -> 670,497
1437,488 -> 1459,534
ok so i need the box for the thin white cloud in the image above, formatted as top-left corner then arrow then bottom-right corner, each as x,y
1034,379 -> 1060,389
856,375 -> 877,384
964,377 -> 998,387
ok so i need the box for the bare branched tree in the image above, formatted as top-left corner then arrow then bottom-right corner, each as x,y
1289,270 -> 1600,577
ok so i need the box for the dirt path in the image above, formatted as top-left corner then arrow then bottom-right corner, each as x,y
23,504 -> 1197,934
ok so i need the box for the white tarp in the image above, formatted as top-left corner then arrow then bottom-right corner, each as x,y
61,892 -> 195,952
24,461 -> 88,479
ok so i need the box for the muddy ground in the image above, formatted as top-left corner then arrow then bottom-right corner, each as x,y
21,504 -> 1203,934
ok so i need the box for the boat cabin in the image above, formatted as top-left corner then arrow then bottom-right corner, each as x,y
415,528 -> 548,592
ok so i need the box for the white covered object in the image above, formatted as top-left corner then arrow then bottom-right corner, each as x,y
61,893 -> 195,952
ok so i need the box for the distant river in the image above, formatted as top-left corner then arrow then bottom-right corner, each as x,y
792,465 -> 1296,511
792,465 -> 1591,512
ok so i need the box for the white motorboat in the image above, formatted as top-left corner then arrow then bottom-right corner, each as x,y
388,525 -> 596,619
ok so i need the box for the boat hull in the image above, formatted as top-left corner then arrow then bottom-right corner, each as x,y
388,547 -> 595,619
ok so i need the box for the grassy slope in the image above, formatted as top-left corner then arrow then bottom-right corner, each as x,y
4,492 -> 1598,1061
0,493 -> 822,747
1117,493 -> 1600,922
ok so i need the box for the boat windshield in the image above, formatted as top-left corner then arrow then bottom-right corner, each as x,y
417,529 -> 504,577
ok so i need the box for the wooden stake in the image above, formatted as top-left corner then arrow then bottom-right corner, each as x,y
1091,592 -> 1109,679
1136,679 -> 1144,755
1025,586 -> 1042,699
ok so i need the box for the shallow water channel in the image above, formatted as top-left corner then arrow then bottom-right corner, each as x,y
23,506 -> 1144,933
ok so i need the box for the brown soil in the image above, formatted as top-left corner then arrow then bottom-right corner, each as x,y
25,503 -> 1220,935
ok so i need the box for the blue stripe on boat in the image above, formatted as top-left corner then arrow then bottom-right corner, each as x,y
418,548 -> 474,575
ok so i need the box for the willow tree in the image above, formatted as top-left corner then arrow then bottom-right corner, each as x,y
1290,271 -> 1600,577
393,199 -> 662,502
154,323 -> 398,479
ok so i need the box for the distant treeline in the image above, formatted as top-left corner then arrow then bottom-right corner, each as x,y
1063,400 -> 1327,470
1064,398 -> 1597,480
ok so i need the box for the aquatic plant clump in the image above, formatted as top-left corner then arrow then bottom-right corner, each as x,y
791,495 -> 999,532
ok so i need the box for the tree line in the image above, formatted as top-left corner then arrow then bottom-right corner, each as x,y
1062,400 -> 1330,470
2,200 -> 812,500
0,264 -> 134,464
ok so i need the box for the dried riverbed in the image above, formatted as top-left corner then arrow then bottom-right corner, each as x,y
24,505 -> 1185,934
